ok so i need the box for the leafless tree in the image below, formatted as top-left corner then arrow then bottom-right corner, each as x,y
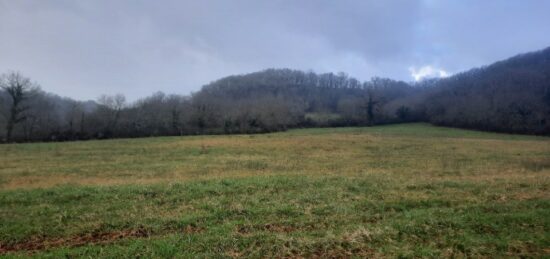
97,94 -> 126,136
0,72 -> 38,142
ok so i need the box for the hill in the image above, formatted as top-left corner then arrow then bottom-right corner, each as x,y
191,46 -> 550,135
1,47 -> 549,143
422,46 -> 550,134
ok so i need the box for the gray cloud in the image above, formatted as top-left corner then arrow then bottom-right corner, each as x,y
1,0 -> 549,100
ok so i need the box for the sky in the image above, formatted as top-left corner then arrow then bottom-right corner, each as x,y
1,0 -> 549,101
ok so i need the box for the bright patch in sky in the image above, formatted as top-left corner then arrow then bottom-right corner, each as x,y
409,66 -> 450,81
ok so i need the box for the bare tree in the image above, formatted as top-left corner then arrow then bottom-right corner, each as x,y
362,91 -> 379,126
0,72 -> 38,142
97,94 -> 126,136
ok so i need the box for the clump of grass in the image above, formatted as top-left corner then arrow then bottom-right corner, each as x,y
199,144 -> 209,155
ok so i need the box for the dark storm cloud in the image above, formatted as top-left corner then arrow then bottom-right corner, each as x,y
0,0 -> 549,100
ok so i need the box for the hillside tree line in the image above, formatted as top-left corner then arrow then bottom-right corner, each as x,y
0,69 -> 420,142
1,47 -> 549,142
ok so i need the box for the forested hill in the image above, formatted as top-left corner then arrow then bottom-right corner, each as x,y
1,47 -> 549,142
193,69 -> 416,132
423,46 -> 550,134
191,46 -> 550,135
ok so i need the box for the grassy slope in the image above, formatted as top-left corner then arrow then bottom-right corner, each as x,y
0,123 -> 548,258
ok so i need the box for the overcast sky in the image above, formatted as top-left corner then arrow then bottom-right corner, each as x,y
1,0 -> 549,101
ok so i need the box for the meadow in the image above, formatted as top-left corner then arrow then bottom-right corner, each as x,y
0,123 -> 548,258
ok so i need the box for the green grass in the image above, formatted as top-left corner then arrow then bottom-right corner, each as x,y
286,123 -> 548,140
304,112 -> 342,124
0,123 -> 549,258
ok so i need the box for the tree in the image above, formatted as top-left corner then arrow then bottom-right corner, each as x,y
396,106 -> 410,121
165,94 -> 189,135
97,94 -> 126,136
0,72 -> 37,142
362,91 -> 379,125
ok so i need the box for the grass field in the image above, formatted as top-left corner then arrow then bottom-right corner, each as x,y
0,123 -> 549,258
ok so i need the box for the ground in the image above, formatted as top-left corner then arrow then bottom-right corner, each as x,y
0,123 -> 548,258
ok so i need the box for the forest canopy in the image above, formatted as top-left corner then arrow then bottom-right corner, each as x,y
1,47 -> 549,142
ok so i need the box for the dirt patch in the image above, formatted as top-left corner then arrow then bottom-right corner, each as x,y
0,224 -> 209,254
225,249 -> 244,258
0,227 -> 150,254
182,224 -> 205,234
262,223 -> 299,233
295,246 -> 378,259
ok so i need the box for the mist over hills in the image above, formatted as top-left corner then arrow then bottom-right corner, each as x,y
1,47 -> 549,142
